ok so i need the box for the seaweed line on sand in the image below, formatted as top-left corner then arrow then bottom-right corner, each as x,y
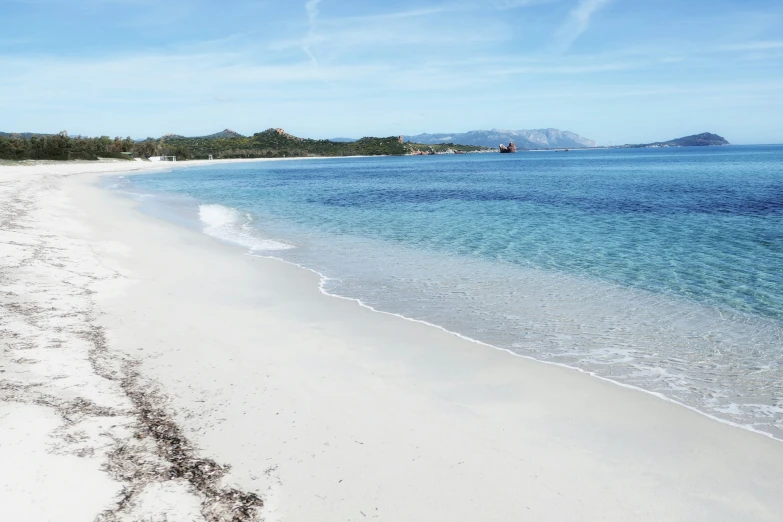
0,171 -> 263,521
86,325 -> 264,522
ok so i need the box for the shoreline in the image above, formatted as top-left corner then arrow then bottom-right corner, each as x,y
0,154 -> 397,169
257,252 -> 783,444
3,161 -> 783,521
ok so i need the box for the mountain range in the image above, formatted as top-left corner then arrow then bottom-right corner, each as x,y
400,129 -> 597,149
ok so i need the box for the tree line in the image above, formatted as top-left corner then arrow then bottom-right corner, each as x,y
1,129 -> 489,162
0,132 -> 137,161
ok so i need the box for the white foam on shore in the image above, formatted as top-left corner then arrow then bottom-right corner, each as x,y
198,204 -> 293,252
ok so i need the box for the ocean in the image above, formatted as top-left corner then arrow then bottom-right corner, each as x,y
111,145 -> 783,439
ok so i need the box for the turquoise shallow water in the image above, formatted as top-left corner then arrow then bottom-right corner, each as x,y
115,146 -> 783,438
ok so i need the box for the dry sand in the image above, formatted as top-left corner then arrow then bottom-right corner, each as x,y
2,159 -> 783,521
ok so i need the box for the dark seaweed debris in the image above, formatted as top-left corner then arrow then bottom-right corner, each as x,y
86,327 -> 263,522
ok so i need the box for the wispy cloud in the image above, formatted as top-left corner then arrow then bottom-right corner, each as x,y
280,2 -> 511,62
717,40 -> 783,52
333,6 -> 450,22
489,61 -> 634,75
302,0 -> 322,65
551,0 -> 611,53
483,0 -> 553,9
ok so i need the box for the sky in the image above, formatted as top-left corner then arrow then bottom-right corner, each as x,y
1,0 -> 783,145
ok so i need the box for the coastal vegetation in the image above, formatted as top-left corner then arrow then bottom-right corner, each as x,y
147,129 -> 489,159
0,132 -> 136,161
0,128 -> 490,161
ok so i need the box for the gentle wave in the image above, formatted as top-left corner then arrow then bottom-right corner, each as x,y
198,204 -> 293,252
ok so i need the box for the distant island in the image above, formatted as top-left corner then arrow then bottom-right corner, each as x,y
616,132 -> 730,148
0,128 -> 492,161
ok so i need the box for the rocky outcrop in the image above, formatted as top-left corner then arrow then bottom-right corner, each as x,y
270,128 -> 301,141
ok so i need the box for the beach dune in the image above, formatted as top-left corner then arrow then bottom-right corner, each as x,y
1,160 -> 783,521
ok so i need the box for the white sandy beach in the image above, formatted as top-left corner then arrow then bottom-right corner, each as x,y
2,159 -> 783,522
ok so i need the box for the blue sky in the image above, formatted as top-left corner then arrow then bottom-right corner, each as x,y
2,0 -> 782,144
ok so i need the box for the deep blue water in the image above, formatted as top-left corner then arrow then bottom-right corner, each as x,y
117,145 -> 783,438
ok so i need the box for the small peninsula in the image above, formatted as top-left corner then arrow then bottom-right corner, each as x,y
618,132 -> 730,148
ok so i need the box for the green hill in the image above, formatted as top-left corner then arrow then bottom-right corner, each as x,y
135,128 -> 488,160
201,129 -> 245,139
621,132 -> 730,148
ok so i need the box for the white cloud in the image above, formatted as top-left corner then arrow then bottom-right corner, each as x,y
482,0 -> 553,9
331,6 -> 449,22
552,0 -> 611,53
302,0 -> 322,65
290,3 -> 510,59
717,40 -> 783,52
489,61 -> 634,75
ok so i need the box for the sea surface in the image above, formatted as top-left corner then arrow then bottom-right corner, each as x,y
111,146 -> 783,439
